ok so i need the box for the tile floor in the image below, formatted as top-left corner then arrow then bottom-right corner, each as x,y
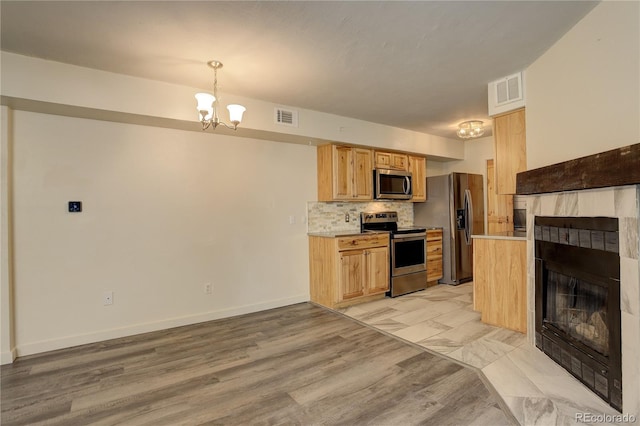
338,283 -> 624,426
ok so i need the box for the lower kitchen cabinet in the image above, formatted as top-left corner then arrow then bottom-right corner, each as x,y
472,236 -> 526,333
426,229 -> 443,286
309,233 -> 389,309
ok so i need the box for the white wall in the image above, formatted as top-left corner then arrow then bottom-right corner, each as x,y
0,51 -> 467,360
1,52 -> 465,160
9,110 -> 316,356
526,1 -> 640,169
1,106 -> 16,363
443,136 -> 494,176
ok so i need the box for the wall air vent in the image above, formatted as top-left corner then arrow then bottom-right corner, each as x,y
495,73 -> 522,105
275,107 -> 298,127
488,72 -> 525,117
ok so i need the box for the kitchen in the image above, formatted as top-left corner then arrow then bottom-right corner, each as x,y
309,141 -> 639,422
1,0 -> 639,424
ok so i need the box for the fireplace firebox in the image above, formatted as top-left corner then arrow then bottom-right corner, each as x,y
535,217 -> 621,411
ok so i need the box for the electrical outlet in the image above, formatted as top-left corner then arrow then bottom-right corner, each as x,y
103,291 -> 113,306
204,283 -> 213,294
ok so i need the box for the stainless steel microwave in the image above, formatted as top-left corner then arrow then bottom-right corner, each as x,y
374,169 -> 412,200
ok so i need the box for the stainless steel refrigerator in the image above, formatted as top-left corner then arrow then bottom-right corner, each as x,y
414,173 -> 484,285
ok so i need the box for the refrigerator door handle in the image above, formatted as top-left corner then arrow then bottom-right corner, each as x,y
464,189 -> 473,246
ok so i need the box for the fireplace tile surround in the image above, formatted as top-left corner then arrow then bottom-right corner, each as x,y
525,185 -> 640,417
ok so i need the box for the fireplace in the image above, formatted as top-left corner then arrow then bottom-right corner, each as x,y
535,216 -> 622,411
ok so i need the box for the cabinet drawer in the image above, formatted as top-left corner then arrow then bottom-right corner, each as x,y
427,243 -> 442,255
337,234 -> 388,250
427,258 -> 443,279
427,230 -> 442,238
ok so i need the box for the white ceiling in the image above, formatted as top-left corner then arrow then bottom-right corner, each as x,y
0,1 -> 598,139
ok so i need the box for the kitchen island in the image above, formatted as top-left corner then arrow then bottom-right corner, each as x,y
472,232 -> 527,333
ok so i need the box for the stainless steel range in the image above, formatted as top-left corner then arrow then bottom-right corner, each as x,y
361,211 -> 427,297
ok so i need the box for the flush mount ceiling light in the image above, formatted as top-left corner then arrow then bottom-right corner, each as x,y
456,120 -> 485,139
195,60 -> 246,131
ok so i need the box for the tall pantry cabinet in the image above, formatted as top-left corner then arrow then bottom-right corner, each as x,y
493,108 -> 526,195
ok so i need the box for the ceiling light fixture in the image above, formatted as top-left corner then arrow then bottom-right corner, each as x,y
195,60 -> 246,131
456,120 -> 485,139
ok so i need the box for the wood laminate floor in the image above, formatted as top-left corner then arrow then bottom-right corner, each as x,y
1,302 -> 516,425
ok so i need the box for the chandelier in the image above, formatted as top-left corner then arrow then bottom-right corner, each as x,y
195,60 -> 246,131
456,120 -> 485,139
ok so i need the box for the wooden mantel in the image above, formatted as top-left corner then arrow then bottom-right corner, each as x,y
516,143 -> 640,195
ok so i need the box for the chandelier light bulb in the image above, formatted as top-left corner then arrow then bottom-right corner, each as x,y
227,104 -> 246,124
195,92 -> 215,121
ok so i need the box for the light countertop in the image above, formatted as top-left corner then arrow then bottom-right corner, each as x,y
472,231 -> 527,241
307,230 -> 389,238
309,226 -> 442,238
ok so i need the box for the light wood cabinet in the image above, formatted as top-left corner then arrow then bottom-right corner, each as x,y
310,234 -> 389,309
473,237 -> 526,333
486,159 -> 514,234
493,108 -> 526,195
317,144 -> 373,201
408,155 -> 427,202
338,249 -> 366,300
374,151 -> 408,171
426,229 -> 443,286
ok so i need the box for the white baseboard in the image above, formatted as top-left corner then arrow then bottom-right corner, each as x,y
1,347 -> 17,365
16,294 -> 309,358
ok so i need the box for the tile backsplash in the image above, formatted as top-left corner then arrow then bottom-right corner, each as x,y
307,201 -> 414,233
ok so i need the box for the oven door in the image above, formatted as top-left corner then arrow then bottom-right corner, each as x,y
391,233 -> 426,276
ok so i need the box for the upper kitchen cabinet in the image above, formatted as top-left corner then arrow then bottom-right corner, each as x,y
317,144 -> 373,201
374,151 -> 408,171
408,155 -> 427,202
493,108 -> 526,194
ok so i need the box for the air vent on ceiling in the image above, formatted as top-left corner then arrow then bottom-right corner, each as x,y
275,107 -> 298,127
488,71 -> 525,116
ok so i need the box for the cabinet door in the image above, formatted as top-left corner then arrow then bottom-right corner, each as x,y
374,152 -> 392,169
332,145 -> 354,200
493,108 -> 526,195
486,159 -> 514,233
375,151 -> 408,171
338,250 -> 366,301
352,148 -> 373,199
408,156 -> 426,202
426,231 -> 443,283
366,246 -> 389,295
391,153 -> 408,171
